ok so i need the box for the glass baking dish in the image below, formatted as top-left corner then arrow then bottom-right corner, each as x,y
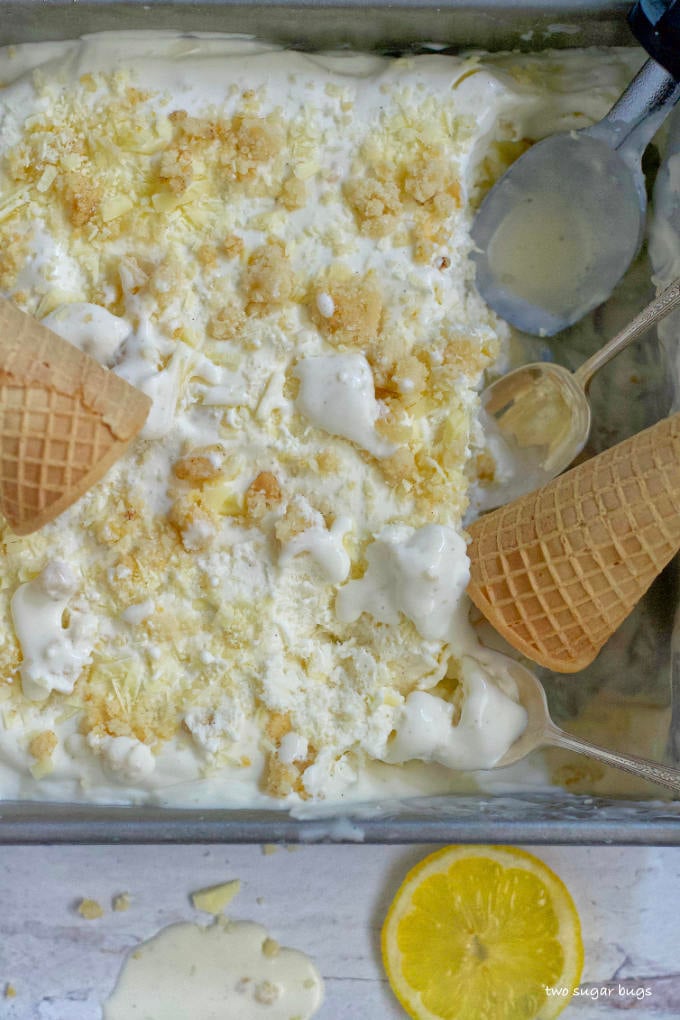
1,0 -> 679,844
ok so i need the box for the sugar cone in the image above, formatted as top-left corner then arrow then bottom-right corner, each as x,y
467,412 -> 680,673
0,298 -> 151,535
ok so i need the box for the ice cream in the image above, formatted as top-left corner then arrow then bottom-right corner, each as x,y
0,34 -> 643,806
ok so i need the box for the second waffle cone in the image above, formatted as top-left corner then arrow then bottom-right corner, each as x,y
467,412 -> 680,673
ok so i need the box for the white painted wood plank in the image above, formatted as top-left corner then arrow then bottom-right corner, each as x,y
0,846 -> 677,1019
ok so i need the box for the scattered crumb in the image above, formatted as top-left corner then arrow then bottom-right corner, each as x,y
62,170 -> 101,227
222,233 -> 245,259
254,979 -> 281,1005
242,240 -> 295,314
28,730 -> 57,760
4,983 -> 16,999
265,711 -> 292,744
279,174 -> 306,210
261,844 -> 279,856
191,879 -> 241,915
173,446 -> 224,484
244,471 -> 282,520
196,242 -> 218,268
274,497 -> 320,545
344,175 -> 401,237
169,492 -> 218,552
113,892 -> 132,912
78,898 -> 105,920
207,302 -> 244,341
263,937 -> 280,958
308,271 -> 382,347
262,754 -> 302,799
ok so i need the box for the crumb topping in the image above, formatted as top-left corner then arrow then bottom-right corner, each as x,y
0,47 -> 505,797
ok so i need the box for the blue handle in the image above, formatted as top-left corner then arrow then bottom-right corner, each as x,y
629,0 -> 680,80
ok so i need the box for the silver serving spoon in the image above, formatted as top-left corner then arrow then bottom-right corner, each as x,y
476,274 -> 680,512
471,58 -> 680,336
496,662 -> 680,795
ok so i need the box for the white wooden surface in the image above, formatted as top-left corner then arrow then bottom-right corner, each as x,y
0,845 -> 678,1019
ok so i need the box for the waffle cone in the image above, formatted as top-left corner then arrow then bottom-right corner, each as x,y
467,413 -> 680,673
0,298 -> 151,535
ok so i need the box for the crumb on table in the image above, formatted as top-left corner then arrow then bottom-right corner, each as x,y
191,879 -> 241,915
112,892 -> 131,912
77,898 -> 105,920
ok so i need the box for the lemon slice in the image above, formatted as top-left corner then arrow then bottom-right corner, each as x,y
382,845 -> 583,1020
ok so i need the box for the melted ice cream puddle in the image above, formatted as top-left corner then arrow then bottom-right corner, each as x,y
104,918 -> 324,1020
336,524 -> 470,643
337,529 -> 528,770
10,561 -> 96,701
294,353 -> 396,458
279,516 -> 352,583
385,658 -> 527,770
113,328 -> 191,441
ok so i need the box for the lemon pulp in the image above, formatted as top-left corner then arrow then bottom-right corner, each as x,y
382,845 -> 583,1020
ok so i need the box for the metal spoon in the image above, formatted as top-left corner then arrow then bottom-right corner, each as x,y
471,58 -> 680,337
496,662 -> 680,795
475,274 -> 680,512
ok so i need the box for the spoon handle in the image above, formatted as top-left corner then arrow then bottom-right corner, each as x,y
573,274 -> 680,390
546,723 -> 680,795
587,58 -> 680,159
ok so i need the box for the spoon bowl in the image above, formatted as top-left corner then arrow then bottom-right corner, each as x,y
478,362 -> 591,509
476,274 -> 680,511
495,661 -> 680,795
471,132 -> 644,337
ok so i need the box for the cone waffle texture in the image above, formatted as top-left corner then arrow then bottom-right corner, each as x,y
467,413 -> 680,673
0,298 -> 151,535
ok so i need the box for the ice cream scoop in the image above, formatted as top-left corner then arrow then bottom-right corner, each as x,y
476,274 -> 680,511
495,661 -> 680,794
472,1 -> 680,336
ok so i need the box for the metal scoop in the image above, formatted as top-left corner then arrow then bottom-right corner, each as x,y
472,58 -> 680,336
476,274 -> 680,511
496,662 -> 680,795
